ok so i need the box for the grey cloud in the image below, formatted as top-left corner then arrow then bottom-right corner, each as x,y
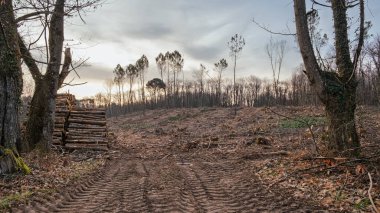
68,64 -> 113,82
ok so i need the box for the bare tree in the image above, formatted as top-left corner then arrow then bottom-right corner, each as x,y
294,0 -> 365,156
155,53 -> 165,81
113,64 -> 125,105
266,38 -> 286,103
21,0 -> 68,151
171,50 -> 184,95
367,35 -> 380,103
228,34 -> 245,111
104,79 -> 114,107
126,63 -> 137,105
214,58 -> 228,105
136,55 -> 149,110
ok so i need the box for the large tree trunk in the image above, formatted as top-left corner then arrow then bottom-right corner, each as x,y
0,0 -> 24,173
323,74 -> 359,156
0,0 -> 23,150
25,79 -> 53,150
294,0 -> 364,157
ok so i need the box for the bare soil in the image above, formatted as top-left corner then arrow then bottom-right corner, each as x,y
6,106 -> 380,212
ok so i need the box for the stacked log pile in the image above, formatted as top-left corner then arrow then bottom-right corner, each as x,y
65,108 -> 108,151
53,94 -> 109,151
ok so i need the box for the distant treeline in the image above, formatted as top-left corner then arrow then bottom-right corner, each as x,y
90,36 -> 380,116
93,67 -> 378,117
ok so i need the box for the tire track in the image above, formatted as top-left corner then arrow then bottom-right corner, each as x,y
15,160 -> 152,213
14,158 -> 326,212
177,162 -> 243,213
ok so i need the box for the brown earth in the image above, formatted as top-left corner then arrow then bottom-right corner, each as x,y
7,106 -> 380,212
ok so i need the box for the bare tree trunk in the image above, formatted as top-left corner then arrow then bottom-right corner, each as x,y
0,0 -> 23,151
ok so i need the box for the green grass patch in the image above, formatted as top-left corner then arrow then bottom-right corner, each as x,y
280,116 -> 326,128
0,191 -> 32,210
354,198 -> 371,210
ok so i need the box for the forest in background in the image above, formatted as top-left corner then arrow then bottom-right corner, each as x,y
74,35 -> 380,116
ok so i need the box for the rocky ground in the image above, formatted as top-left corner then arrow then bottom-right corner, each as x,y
2,106 -> 379,212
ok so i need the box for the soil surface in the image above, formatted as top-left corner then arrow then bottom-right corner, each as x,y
10,107 -> 380,212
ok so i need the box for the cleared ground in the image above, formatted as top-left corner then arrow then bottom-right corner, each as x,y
12,107 -> 380,212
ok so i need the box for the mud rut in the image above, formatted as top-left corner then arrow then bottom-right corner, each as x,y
14,151 -> 326,213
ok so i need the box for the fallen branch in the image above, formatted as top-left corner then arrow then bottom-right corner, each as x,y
268,157 -> 373,188
368,172 -> 379,213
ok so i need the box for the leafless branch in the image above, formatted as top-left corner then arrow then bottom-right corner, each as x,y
349,0 -> 365,84
252,18 -> 296,36
15,10 -> 52,23
311,0 -> 331,8
60,77 -> 87,88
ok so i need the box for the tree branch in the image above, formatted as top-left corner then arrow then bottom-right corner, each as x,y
311,0 -> 331,8
58,48 -> 72,89
350,0 -> 365,84
18,34 -> 42,81
293,0 -> 325,100
252,18 -> 296,36
45,0 -> 64,78
15,11 -> 52,23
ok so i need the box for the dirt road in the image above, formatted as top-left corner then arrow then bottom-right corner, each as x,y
14,108 -> 332,212
15,156 -> 324,212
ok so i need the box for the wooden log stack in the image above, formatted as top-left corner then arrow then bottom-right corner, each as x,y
53,94 -> 109,151
65,108 -> 108,151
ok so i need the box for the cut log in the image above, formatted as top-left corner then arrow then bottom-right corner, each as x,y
68,124 -> 107,130
70,110 -> 105,115
72,107 -> 106,111
69,114 -> 105,120
54,117 -> 66,124
66,132 -> 107,137
64,143 -> 108,151
55,124 -> 64,129
68,119 -> 106,126
52,139 -> 62,145
56,110 -> 70,114
65,139 -> 108,144
66,135 -> 108,140
53,132 -> 63,137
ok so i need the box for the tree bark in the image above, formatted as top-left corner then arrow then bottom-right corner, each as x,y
294,0 -> 364,157
0,0 -> 23,151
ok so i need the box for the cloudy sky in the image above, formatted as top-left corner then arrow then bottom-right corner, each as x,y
56,0 -> 380,98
